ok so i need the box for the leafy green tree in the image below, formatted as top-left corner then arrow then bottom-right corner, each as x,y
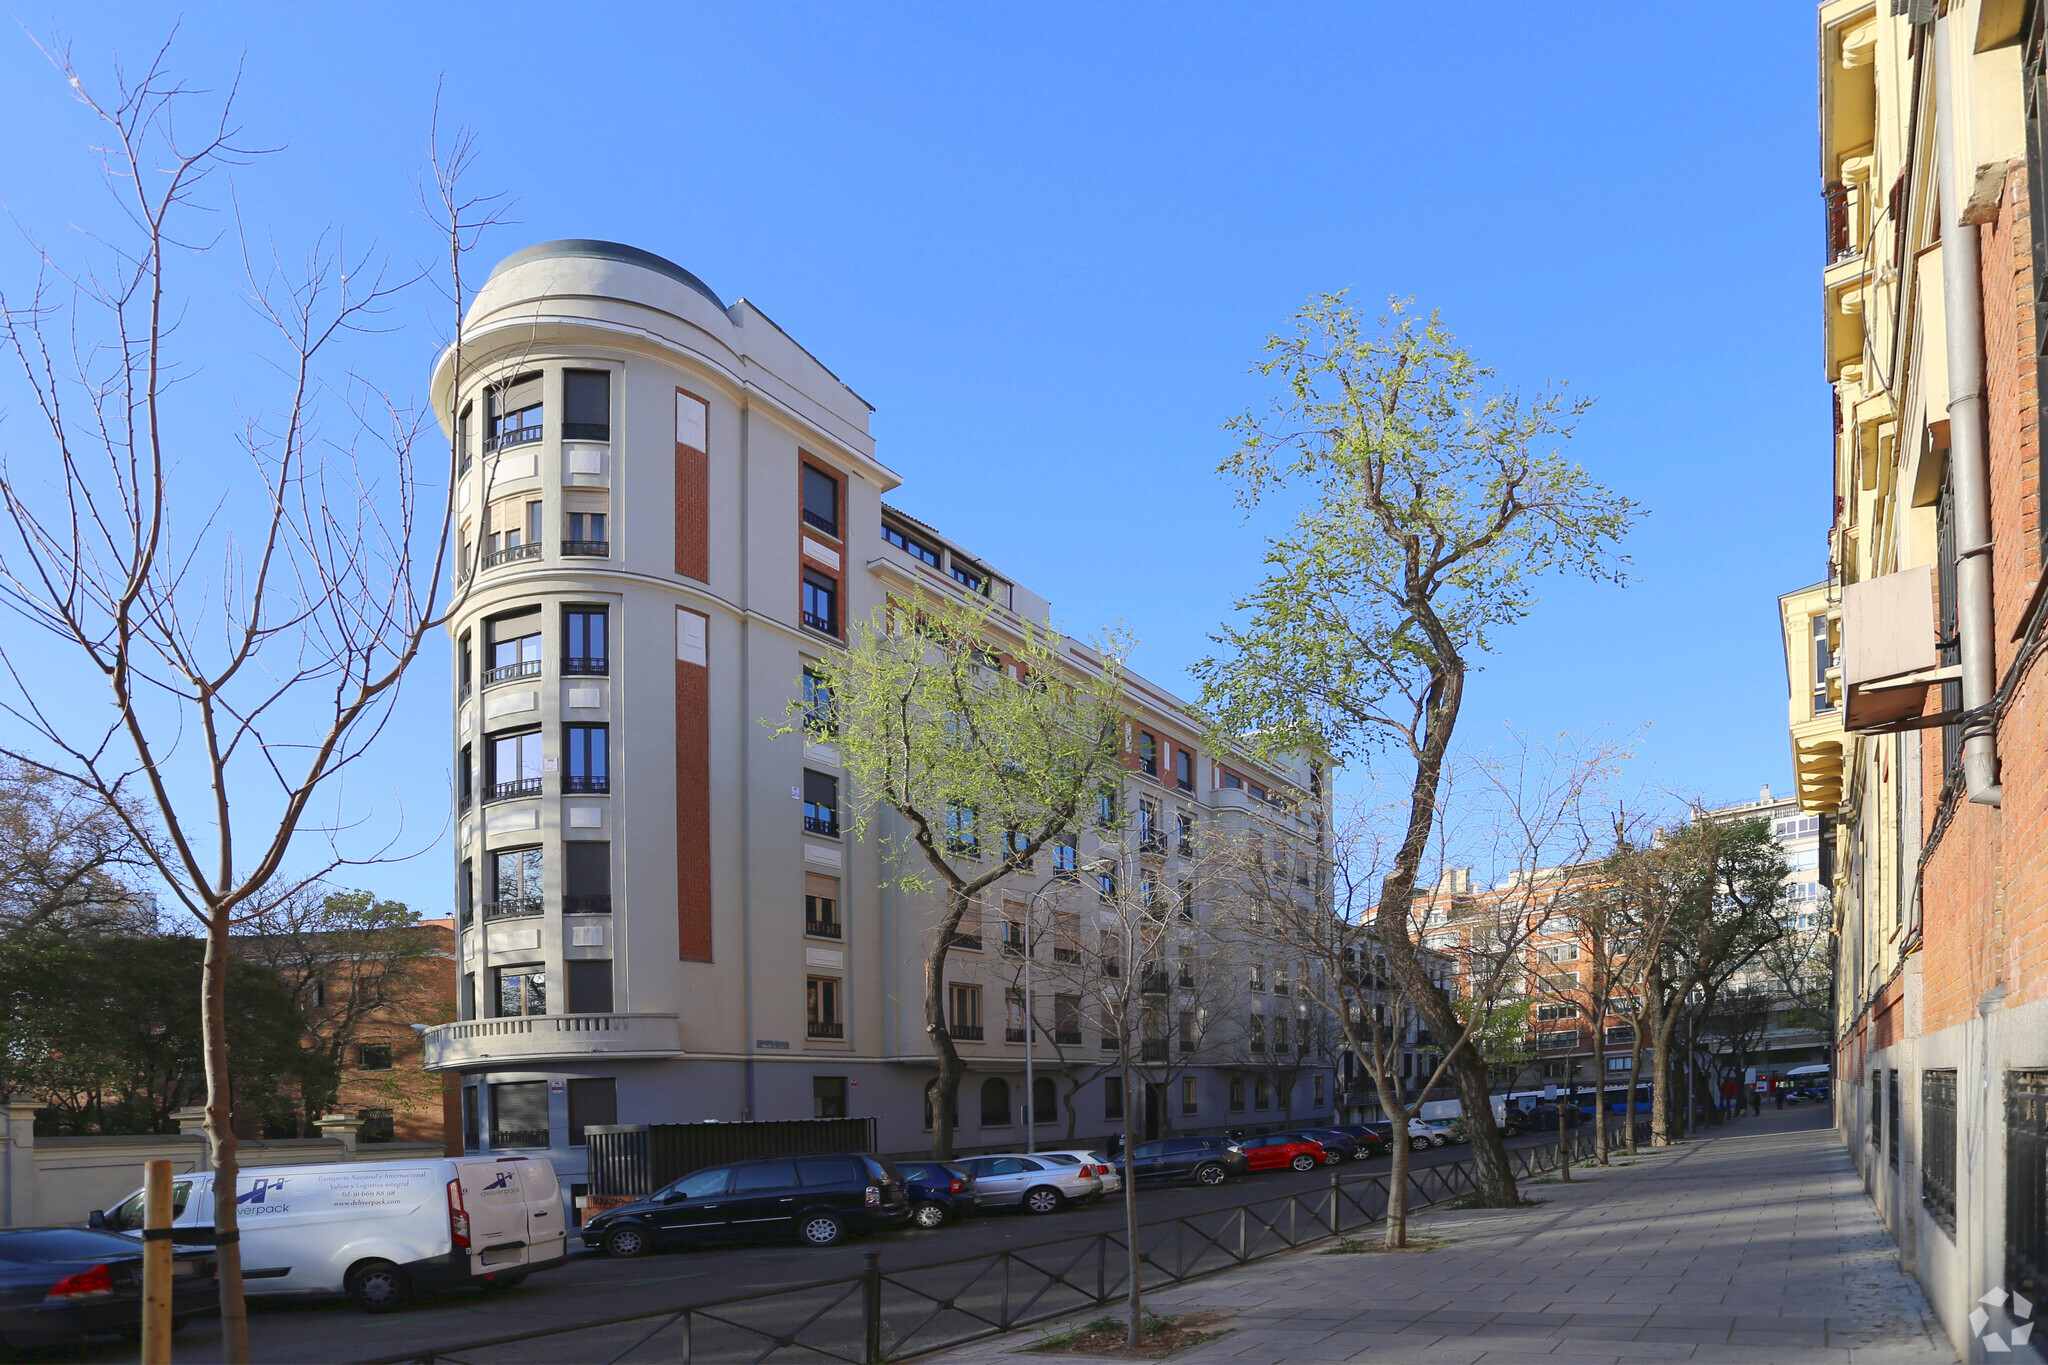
0,934 -> 335,1136
790,587 -> 1130,1157
1196,296 -> 1637,1206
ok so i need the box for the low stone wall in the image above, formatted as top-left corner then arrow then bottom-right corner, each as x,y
3,1098 -> 445,1228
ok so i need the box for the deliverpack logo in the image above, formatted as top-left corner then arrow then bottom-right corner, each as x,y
1970,1287 -> 2035,1354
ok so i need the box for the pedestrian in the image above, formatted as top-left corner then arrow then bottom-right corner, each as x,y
1749,1087 -> 1762,1117
1774,1082 -> 1785,1111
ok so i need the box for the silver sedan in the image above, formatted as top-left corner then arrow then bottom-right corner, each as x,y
952,1153 -> 1102,1213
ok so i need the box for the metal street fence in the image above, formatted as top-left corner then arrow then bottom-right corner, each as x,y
363,1121 -> 1652,1365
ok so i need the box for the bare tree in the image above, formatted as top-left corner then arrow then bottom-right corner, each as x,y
0,47 -> 497,1358
0,757 -> 156,936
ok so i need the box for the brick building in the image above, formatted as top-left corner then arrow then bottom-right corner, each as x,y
1782,4 -> 2048,1354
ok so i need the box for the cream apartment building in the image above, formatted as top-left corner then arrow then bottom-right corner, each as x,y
418,240 -> 1335,1188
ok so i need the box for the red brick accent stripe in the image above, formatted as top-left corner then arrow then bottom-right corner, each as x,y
675,389 -> 710,582
676,610 -> 713,962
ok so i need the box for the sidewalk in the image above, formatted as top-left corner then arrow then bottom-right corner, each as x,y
926,1108 -> 1952,1365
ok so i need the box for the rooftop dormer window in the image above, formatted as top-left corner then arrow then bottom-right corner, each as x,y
950,559 -> 990,595
882,521 -> 941,568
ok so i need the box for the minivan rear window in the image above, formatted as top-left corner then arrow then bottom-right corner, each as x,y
797,1157 -> 860,1187
731,1161 -> 798,1194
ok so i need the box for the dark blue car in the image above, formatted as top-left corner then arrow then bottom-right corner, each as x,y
894,1160 -> 980,1228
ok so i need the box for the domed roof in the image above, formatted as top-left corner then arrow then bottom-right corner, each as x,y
486,240 -> 726,310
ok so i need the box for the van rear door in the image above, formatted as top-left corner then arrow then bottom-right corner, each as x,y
456,1161 -> 537,1272
514,1158 -> 565,1264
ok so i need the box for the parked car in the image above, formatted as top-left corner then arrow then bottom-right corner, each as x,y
951,1154 -> 1101,1213
1116,1136 -> 1250,1187
1520,1104 -> 1584,1129
583,1152 -> 909,1257
1271,1129 -> 1361,1164
0,1227 -> 216,1350
894,1160 -> 980,1228
1031,1149 -> 1123,1198
96,1156 -> 563,1312
1324,1124 -> 1392,1159
1236,1134 -> 1328,1172
1364,1120 -> 1454,1152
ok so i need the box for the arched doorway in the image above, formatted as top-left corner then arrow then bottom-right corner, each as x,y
1033,1075 -> 1057,1128
980,1077 -> 1011,1127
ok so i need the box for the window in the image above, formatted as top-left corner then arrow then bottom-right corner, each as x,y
881,521 -> 940,567
359,1108 -> 395,1144
562,369 -> 610,441
980,1078 -> 1011,1126
1536,1002 -> 1581,1022
486,373 -> 543,452
1229,1077 -> 1245,1112
944,804 -> 978,857
568,1077 -> 617,1145
1811,613 -> 1835,716
950,895 -> 983,950
1096,870 -> 1117,903
564,509 -> 609,554
813,1076 -> 848,1119
552,842 -> 609,916
948,983 -> 982,1039
1888,1070 -> 1900,1169
1249,1014 -> 1267,1053
1099,930 -> 1122,977
357,1043 -> 393,1071
1176,813 -> 1193,856
1138,732 -> 1159,777
486,616 -> 542,685
564,607 -> 608,675
1250,962 -> 1267,993
1178,1009 -> 1195,1053
1313,1074 -> 1325,1107
1606,1056 -> 1634,1071
1051,834 -> 1078,875
801,464 -> 840,537
458,858 -> 474,930
565,724 -> 609,793
1174,748 -> 1194,792
1005,988 -> 1027,1042
807,977 -> 843,1038
1053,994 -> 1082,1045
949,559 -> 990,595
805,874 -> 841,938
490,1082 -> 549,1148
1923,1069 -> 1957,1233
1177,946 -> 1195,987
458,631 -> 473,698
567,959 -> 613,1013
1097,789 -> 1118,828
801,570 -> 839,635
495,965 -> 547,1018
457,744 -> 473,811
804,770 -> 840,837
484,498 -> 544,566
1538,942 -> 1579,963
1053,912 -> 1081,964
490,847 -> 543,919
1604,1024 -> 1634,1046
1870,1069 -> 1882,1147
1104,1075 -> 1124,1121
488,729 -> 543,801
1181,1077 -> 1199,1115
802,667 -> 835,737
1000,903 -> 1027,957
1254,1077 -> 1271,1110
457,401 -> 474,475
1033,1075 -> 1056,1126
1138,800 -> 1161,852
1537,1029 -> 1580,1051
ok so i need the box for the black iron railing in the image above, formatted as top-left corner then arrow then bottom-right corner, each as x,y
562,421 -> 610,442
563,894 -> 612,915
808,1020 -> 845,1040
806,916 -> 843,939
486,426 -> 543,453
948,1023 -> 983,1041
488,1127 -> 549,1149
485,542 -> 543,569
483,898 -> 542,921
806,813 -> 840,837
565,774 -> 610,794
366,1121 -> 1651,1365
563,655 -> 609,676
1923,1069 -> 1957,1235
2008,1071 -> 2048,1310
487,778 -> 543,802
1005,1028 -> 1027,1043
563,539 -> 610,557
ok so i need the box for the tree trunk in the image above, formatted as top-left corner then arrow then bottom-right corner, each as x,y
1442,1047 -> 1517,1203
925,925 -> 965,1159
1384,1105 -> 1410,1249
1649,1008 -> 1679,1147
203,914 -> 250,1363
1624,1031 -> 1646,1155
1590,1022 -> 1608,1164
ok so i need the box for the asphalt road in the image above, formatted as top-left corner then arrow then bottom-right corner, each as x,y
31,1128 -> 1586,1365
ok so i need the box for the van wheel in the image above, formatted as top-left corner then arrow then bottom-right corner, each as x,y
346,1260 -> 415,1313
911,1201 -> 949,1229
1192,1162 -> 1226,1187
603,1224 -> 651,1258
1022,1186 -> 1064,1215
799,1213 -> 847,1246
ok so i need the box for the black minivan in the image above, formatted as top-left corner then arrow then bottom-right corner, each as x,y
1117,1136 -> 1250,1186
583,1152 -> 910,1256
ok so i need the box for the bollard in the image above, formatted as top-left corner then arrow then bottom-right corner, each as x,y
862,1249 -> 884,1365
141,1158 -> 174,1365
1327,1166 -> 1341,1234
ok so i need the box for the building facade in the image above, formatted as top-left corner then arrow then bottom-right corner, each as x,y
1784,4 -> 2048,1354
419,240 -> 1335,1193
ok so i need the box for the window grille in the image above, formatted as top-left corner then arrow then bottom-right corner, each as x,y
1922,1069 -> 1957,1236
2007,1071 -> 2048,1310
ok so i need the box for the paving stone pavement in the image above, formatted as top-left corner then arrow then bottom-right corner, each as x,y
923,1108 -> 1953,1365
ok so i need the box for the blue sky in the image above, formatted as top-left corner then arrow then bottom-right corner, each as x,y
0,3 -> 1824,913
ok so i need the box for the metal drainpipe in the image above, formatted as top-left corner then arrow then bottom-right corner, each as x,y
1934,12 -> 2003,806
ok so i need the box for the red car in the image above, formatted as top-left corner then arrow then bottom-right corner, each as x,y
1236,1134 -> 1328,1172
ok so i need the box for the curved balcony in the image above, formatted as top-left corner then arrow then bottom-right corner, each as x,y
422,1012 -> 683,1072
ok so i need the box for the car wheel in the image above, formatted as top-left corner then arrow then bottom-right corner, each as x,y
1323,1152 -> 1344,1166
1410,1136 -> 1430,1152
1192,1162 -> 1227,1187
346,1259 -> 415,1314
799,1213 -> 848,1246
1431,1136 -> 1450,1148
1022,1185 -> 1064,1214
912,1200 -> 950,1229
1289,1154 -> 1317,1172
603,1224 -> 652,1259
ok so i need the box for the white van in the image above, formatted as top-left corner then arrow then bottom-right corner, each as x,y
92,1157 -> 566,1312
